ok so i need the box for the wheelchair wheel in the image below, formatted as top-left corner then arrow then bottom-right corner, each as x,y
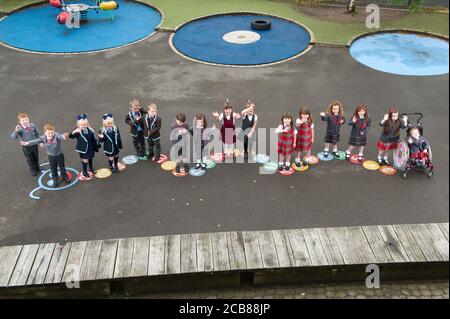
402,171 -> 408,179
393,139 -> 409,170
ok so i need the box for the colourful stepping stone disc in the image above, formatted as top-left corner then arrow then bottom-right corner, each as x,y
211,152 -> 223,162
118,162 -> 126,171
317,152 -> 334,162
161,161 -> 177,171
303,155 -> 319,165
205,159 -> 216,169
77,171 -> 94,181
95,168 -> 112,179
379,165 -> 397,176
189,167 -> 206,177
362,160 -> 380,170
278,167 -> 295,176
122,155 -> 139,164
254,154 -> 270,164
172,168 -> 188,177
292,163 -> 309,172
334,151 -> 347,160
263,161 -> 278,172
349,154 -> 364,164
152,154 -> 168,164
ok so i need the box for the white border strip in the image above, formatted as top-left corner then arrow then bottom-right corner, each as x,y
168,11 -> 316,68
0,0 -> 165,55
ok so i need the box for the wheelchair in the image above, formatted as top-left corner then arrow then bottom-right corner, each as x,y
392,112 -> 433,179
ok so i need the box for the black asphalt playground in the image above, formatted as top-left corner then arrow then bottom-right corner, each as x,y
0,32 -> 448,245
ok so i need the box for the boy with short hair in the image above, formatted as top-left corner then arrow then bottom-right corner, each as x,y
11,113 -> 41,176
21,124 -> 71,187
125,99 -> 147,157
144,103 -> 162,161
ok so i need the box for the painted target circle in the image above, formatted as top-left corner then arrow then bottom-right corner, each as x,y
118,162 -> 126,171
161,161 -> 177,171
172,168 -> 188,177
379,165 -> 397,176
292,163 -> 309,172
303,155 -> 319,165
349,154 -> 364,164
317,152 -> 334,162
37,168 -> 79,191
334,151 -> 347,160
278,167 -> 295,176
263,161 -> 279,172
77,171 -> 94,181
152,154 -> 168,164
189,167 -> 206,177
122,155 -> 139,165
95,168 -> 112,179
362,160 -> 381,171
223,30 -> 261,44
254,154 -> 270,164
205,159 -> 216,169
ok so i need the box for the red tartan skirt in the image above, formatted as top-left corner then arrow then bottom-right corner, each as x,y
278,128 -> 295,156
295,123 -> 312,152
377,140 -> 398,151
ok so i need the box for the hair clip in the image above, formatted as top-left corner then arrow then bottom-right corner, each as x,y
77,114 -> 87,121
102,113 -> 113,120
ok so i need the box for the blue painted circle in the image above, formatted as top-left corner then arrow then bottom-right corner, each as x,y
349,32 -> 449,76
38,168 -> 79,191
0,0 -> 161,53
172,14 -> 311,65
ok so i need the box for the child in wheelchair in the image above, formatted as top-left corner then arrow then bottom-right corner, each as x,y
405,126 -> 433,175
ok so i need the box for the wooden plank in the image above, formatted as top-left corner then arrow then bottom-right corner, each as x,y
408,224 -> 443,262
242,231 -> 263,269
0,246 -> 6,266
285,229 -> 311,267
131,237 -> 150,277
362,226 -> 394,263
227,232 -> 247,270
113,238 -> 134,278
9,244 -> 39,287
196,233 -> 214,272
26,243 -> 55,285
95,239 -> 118,280
148,236 -> 166,275
211,232 -> 230,271
62,241 -> 87,283
303,228 -> 328,266
180,234 -> 197,274
0,245 -> 22,287
257,231 -> 279,268
424,224 -> 449,260
376,225 -> 409,263
272,230 -> 295,268
438,223 -> 449,241
44,242 -> 71,284
165,235 -> 181,275
332,227 -> 376,264
393,224 -> 427,262
79,240 -> 102,281
316,228 -> 345,265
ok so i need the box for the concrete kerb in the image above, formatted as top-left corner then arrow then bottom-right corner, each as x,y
167,11 -> 317,68
0,0 -> 166,55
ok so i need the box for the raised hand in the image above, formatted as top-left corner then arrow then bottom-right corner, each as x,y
352,116 -> 357,123
319,112 -> 325,117
383,114 -> 389,122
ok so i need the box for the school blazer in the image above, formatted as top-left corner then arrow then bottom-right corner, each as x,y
99,128 -> 123,155
125,110 -> 147,137
143,115 -> 161,140
69,128 -> 100,154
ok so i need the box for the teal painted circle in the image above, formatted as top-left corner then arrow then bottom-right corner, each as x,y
254,154 -> 270,164
205,160 -> 216,169
189,167 -> 206,177
263,161 -> 278,172
0,0 -> 161,53
334,151 -> 347,160
349,32 -> 449,76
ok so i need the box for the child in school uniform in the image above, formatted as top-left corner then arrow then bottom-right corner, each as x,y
98,113 -> 123,173
377,108 -> 408,165
125,99 -> 147,157
240,100 -> 258,160
69,114 -> 100,179
170,112 -> 190,173
189,113 -> 210,170
21,124 -> 71,187
11,113 -> 41,176
212,99 -> 241,160
275,113 -> 297,171
346,104 -> 371,162
143,103 -> 162,161
294,107 -> 314,166
319,101 -> 345,158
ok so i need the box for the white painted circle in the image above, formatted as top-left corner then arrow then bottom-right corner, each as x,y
223,31 -> 261,44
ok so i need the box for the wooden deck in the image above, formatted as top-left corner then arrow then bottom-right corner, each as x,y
0,222 -> 448,297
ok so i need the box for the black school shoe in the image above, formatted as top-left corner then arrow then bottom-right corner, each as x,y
195,163 -> 201,170
244,152 -> 249,160
278,163 -> 283,171
345,152 -> 351,160
53,178 -> 60,187
175,165 -> 181,173
184,165 -> 189,172
112,167 -> 120,173
201,163 -> 207,170
284,165 -> 290,171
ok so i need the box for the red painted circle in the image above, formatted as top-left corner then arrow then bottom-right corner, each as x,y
379,165 -> 397,176
350,154 -> 364,164
278,167 -> 295,176
172,168 -> 188,177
